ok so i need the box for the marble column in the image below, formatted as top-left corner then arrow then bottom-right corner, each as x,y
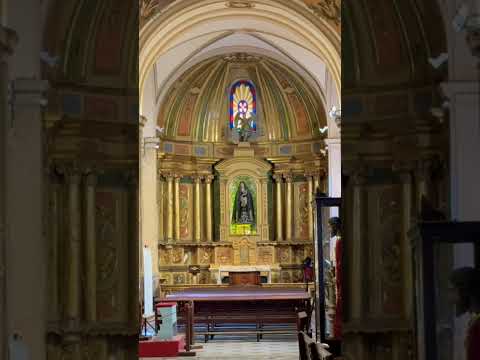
284,173 -> 293,241
194,176 -> 202,242
205,175 -> 214,242
84,171 -> 97,322
325,138 -> 341,198
174,175 -> 181,241
66,167 -> 82,322
307,175 -> 314,241
273,174 -> 283,241
166,174 -> 174,242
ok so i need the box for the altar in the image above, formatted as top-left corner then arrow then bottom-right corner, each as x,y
209,265 -> 281,285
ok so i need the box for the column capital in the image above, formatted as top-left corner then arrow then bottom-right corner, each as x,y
174,174 -> 182,183
397,171 -> 412,185
139,115 -> 148,127
85,172 -> 98,187
351,170 -> 367,186
164,173 -> 175,181
193,175 -> 203,184
272,174 -> 283,183
283,173 -> 293,183
414,159 -> 434,182
204,174 -> 215,184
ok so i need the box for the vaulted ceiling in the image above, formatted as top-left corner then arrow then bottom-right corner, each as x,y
158,54 -> 327,143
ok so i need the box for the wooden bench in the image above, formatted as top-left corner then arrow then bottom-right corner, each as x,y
298,331 -> 333,360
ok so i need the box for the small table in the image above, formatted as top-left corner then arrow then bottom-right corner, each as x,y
210,265 -> 278,284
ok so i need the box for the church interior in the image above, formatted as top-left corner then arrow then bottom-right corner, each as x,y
1,0 -> 480,359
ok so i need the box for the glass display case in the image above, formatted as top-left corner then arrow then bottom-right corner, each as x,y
412,221 -> 480,360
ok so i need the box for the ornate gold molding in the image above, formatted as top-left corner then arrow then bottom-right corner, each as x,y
225,0 -> 255,9
303,0 -> 341,28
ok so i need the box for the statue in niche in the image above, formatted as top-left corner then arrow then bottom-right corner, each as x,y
232,181 -> 255,225
234,103 -> 256,142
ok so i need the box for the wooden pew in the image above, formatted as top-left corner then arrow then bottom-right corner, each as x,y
298,331 -> 333,360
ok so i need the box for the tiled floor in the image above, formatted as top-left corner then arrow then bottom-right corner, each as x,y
141,338 -> 299,360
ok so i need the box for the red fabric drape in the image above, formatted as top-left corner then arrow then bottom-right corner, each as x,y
333,238 -> 343,339
466,315 -> 480,360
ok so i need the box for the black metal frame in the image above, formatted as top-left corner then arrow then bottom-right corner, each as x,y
314,193 -> 341,343
414,221 -> 480,360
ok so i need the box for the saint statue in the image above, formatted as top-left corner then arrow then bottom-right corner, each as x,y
232,181 -> 255,225
234,100 -> 256,142
230,81 -> 257,142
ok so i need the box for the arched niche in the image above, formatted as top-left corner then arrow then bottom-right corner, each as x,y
214,146 -> 272,243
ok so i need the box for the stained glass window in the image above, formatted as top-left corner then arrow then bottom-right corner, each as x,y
229,80 -> 257,132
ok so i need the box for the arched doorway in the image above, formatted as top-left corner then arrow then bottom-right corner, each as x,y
139,0 -> 341,355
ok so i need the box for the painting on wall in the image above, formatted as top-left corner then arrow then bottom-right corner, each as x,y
230,176 -> 257,235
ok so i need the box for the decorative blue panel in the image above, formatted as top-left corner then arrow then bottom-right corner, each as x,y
164,143 -> 173,153
194,146 -> 206,156
279,145 -> 292,155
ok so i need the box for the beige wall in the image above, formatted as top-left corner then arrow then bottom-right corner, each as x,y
3,0 -> 48,357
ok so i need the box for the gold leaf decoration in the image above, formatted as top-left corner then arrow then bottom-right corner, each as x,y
304,0 -> 341,28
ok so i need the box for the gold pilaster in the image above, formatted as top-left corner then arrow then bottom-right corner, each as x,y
273,174 -> 283,241
314,171 -> 320,194
166,174 -> 174,241
400,171 -> 413,319
307,175 -> 314,241
415,160 -> 430,213
66,168 -> 81,321
194,176 -> 202,242
284,173 -> 293,241
174,175 -> 181,241
205,175 -> 214,242
351,172 -> 365,319
157,172 -> 164,241
48,170 -> 60,321
85,171 -> 97,322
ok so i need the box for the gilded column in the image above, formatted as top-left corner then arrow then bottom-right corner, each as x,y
284,173 -> 293,241
415,160 -> 430,213
174,175 -> 181,241
314,172 -> 320,195
350,172 -> 365,319
127,170 -> 140,326
400,171 -> 413,319
48,168 -> 60,321
85,171 -> 97,322
307,175 -> 314,241
157,172 -> 164,242
66,167 -> 82,321
194,176 -> 202,242
166,174 -> 174,242
273,174 -> 283,241
205,175 -> 214,242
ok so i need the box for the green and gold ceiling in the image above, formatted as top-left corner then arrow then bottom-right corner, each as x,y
157,54 -> 326,143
